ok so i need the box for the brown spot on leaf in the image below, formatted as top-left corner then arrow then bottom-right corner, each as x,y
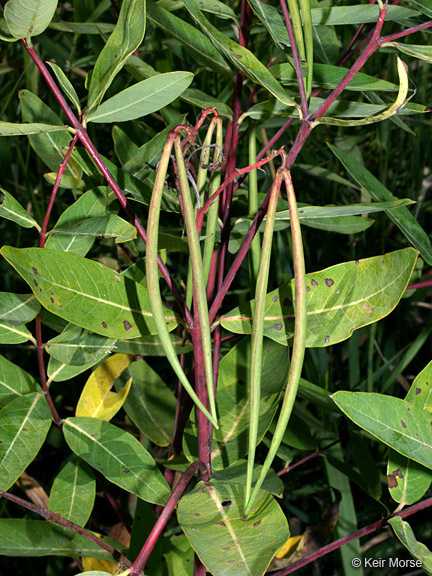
325,278 -> 334,287
33,279 -> 38,288
124,320 -> 132,331
401,419 -> 407,429
216,521 -> 226,527
272,295 -> 279,302
222,547 -> 230,551
311,279 -> 318,286
102,321 -> 108,329
273,323 -> 283,330
221,500 -> 232,507
254,520 -> 262,527
387,468 -> 404,488
416,387 -> 421,395
193,513 -> 201,517
325,336 -> 330,344
355,260 -> 359,265
50,297 -> 54,303
123,468 -> 130,473
32,267 -> 38,275
306,286 -> 311,292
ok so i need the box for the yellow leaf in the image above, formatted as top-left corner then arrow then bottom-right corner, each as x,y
76,353 -> 133,421
276,535 -> 302,559
82,556 -> 122,574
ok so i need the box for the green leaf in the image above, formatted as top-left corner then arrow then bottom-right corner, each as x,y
0,355 -> 38,408
0,392 -> 52,491
183,337 -> 289,469
119,358 -> 177,447
46,325 -> 117,366
45,187 -> 113,256
0,121 -> 69,136
332,392 -> 432,470
384,42 -> 432,65
20,91 -> 75,175
272,62 -> 399,92
49,460 -> 96,526
0,519 -> 119,558
183,0 -> 300,111
177,480 -> 289,576
0,16 -> 17,41
163,535 -> 194,576
48,21 -> 115,35
63,417 -> 170,505
0,187 -> 39,229
388,360 -> 432,505
411,0 -> 432,18
112,126 -> 139,165
274,199 -> 414,220
388,517 -> 432,575
0,321 -> 35,344
87,0 -> 146,112
0,292 -> 40,325
387,450 -> 432,506
328,144 -> 432,265
146,0 -> 230,75
0,246 -> 178,340
310,5 -> 418,26
220,249 -> 417,348
47,356 -> 100,383
247,0 -> 290,49
47,215 -> 137,244
196,0 -> 237,21
46,62 -> 81,112
87,71 -> 193,123
212,461 -> 284,498
115,333 -> 193,356
4,0 -> 58,41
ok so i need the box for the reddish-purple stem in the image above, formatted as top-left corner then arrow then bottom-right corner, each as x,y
406,279 -> 432,291
21,40 -> 192,326
274,496 -> 432,575
280,0 -> 309,118
129,462 -> 210,575
277,440 -> 341,476
379,20 -> 432,44
0,490 -> 131,567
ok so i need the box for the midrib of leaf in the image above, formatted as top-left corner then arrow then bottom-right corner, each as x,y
21,265 -> 176,323
65,419 -> 160,499
0,379 -> 24,396
206,483 -> 252,575
134,391 -> 171,444
0,322 -> 32,339
92,75 -> 187,121
66,462 -> 80,522
211,400 -> 249,460
0,393 -> 41,468
344,403 -> 432,452
0,205 -> 36,226
1,295 -> 36,320
221,259 -> 411,324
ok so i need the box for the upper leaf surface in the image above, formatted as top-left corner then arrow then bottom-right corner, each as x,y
0,246 -> 178,339
87,0 -> 146,112
4,0 -> 58,41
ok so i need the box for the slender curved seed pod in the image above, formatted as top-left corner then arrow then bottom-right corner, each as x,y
186,118 -> 217,308
202,117 -> 223,285
299,0 -> 313,100
245,172 -> 282,506
245,170 -> 306,514
146,136 -> 218,428
287,0 -> 306,61
248,119 -> 261,294
174,137 -> 218,426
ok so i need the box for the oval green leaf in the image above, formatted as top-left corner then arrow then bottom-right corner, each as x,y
0,392 -> 52,491
87,72 -> 194,123
333,392 -> 432,470
177,479 -> 289,576
0,293 -> 40,325
0,246 -> 178,340
4,0 -> 58,40
0,355 -> 38,408
49,460 -> 96,527
0,188 -> 39,229
63,417 -> 170,505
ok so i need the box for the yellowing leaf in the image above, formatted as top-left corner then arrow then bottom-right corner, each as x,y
82,555 -> 122,574
276,535 -> 302,559
76,353 -> 133,420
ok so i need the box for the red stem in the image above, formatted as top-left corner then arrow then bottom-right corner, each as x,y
274,496 -> 432,575
130,462 -> 210,576
277,440 -> 341,476
379,20 -> 432,44
0,490 -> 131,567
